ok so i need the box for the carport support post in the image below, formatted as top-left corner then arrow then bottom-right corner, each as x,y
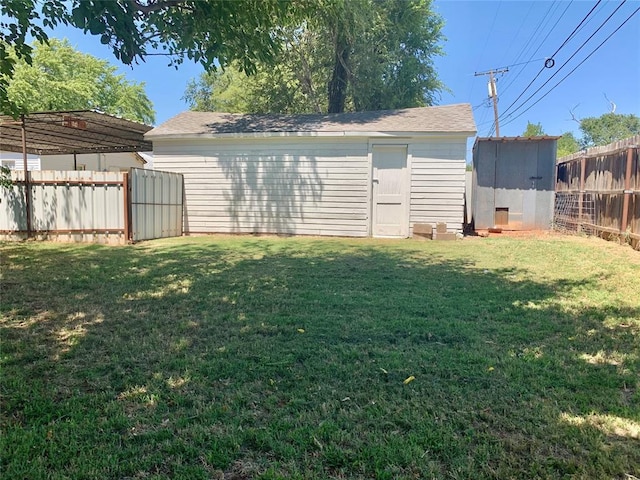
21,115 -> 32,238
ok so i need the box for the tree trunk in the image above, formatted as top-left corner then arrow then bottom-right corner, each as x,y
327,37 -> 350,114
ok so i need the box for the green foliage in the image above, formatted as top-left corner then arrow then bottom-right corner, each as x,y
1,0 -> 309,117
557,131 -> 581,158
0,165 -> 12,189
525,112 -> 640,159
348,0 -> 445,111
522,121 -> 545,137
1,0 -> 67,116
184,0 -> 445,114
579,112 -> 640,148
6,39 -> 155,124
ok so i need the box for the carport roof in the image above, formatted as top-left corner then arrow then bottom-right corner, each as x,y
0,110 -> 153,155
146,103 -> 477,139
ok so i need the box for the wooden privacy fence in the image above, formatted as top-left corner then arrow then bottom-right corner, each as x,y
555,136 -> 639,249
0,168 -> 183,244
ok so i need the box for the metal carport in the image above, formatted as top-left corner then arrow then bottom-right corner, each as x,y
0,110 -> 153,237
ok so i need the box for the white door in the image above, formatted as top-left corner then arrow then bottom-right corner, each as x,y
372,145 -> 408,237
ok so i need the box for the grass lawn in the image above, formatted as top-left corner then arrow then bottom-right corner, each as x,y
1,234 -> 639,479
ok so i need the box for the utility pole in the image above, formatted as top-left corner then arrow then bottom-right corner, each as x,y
475,68 -> 508,137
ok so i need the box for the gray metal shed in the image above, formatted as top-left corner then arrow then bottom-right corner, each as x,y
471,136 -> 559,231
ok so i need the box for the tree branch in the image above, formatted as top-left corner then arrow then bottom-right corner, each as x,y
130,0 -> 187,16
603,93 -> 616,114
568,104 -> 581,124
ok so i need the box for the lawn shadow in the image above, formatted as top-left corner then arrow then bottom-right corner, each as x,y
1,238 -> 638,478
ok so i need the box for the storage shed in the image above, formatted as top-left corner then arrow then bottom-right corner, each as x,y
471,136 -> 559,231
146,104 -> 476,238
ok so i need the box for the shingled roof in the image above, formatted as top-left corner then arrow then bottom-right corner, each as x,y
146,104 -> 476,139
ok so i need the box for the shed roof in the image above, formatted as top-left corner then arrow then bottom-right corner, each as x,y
146,104 -> 476,139
0,110 -> 153,155
475,136 -> 562,142
473,135 -> 561,152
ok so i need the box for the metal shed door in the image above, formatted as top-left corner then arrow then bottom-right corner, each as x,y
494,142 -> 538,229
372,145 -> 408,237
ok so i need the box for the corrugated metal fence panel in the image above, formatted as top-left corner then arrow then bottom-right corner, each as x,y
130,168 -> 183,241
1,170 -> 126,243
30,170 -> 125,232
0,170 -> 28,232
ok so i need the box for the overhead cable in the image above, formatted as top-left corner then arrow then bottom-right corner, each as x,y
549,0 -> 602,59
499,6 -> 640,129
499,0 -> 628,123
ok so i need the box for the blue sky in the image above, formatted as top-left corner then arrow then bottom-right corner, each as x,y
434,0 -> 639,139
46,0 -> 639,142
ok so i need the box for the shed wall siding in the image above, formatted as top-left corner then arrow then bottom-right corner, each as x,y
152,135 -> 469,237
409,139 -> 467,233
153,138 -> 371,236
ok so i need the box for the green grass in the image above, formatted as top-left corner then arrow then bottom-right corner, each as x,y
1,234 -> 639,479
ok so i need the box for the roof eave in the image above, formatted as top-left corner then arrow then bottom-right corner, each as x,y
146,130 -> 477,141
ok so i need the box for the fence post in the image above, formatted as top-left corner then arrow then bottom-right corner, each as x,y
578,156 -> 586,232
123,171 -> 132,242
620,147 -> 634,235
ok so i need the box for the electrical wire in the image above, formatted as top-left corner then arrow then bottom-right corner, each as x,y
500,0 -> 600,103
527,0 -> 574,62
498,1 -> 559,95
549,0 -> 602,59
499,1 -> 535,66
499,0 -> 573,98
499,5 -> 640,129
490,58 -> 546,71
498,0 -> 628,124
468,1 -> 503,102
508,1 -> 558,69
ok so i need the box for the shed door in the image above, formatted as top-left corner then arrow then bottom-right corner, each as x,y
494,142 -> 538,229
372,145 -> 408,237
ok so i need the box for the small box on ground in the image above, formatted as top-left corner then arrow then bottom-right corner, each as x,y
413,223 -> 433,240
436,222 -> 448,234
434,232 -> 457,241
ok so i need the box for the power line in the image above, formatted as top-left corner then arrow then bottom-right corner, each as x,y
499,6 -> 640,130
530,0 -> 574,60
499,0 -> 573,98
508,1 -> 558,69
498,0 -> 628,124
468,1 -> 503,102
476,0 -> 502,70
549,0 -> 602,59
499,0 -> 604,116
489,58 -> 546,71
499,1 -> 560,95
499,1 -> 535,66
571,0 -> 609,39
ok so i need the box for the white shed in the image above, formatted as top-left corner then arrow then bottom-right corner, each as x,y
146,104 -> 476,238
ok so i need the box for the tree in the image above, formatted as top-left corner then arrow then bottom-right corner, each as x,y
6,39 -> 154,124
346,0 -> 445,112
579,113 -> 640,148
1,0 -> 310,116
522,121 -> 545,137
556,132 -> 580,158
184,0 -> 445,114
0,166 -> 11,189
